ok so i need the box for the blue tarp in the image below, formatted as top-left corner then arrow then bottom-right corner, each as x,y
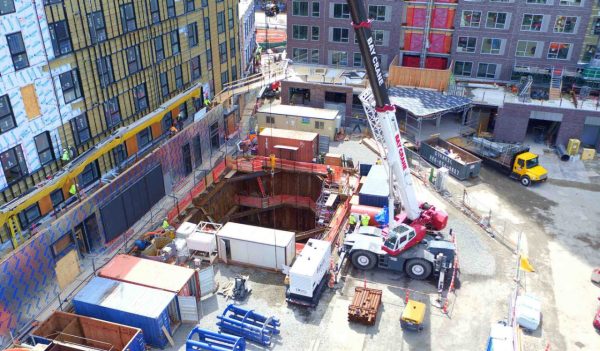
375,206 -> 389,225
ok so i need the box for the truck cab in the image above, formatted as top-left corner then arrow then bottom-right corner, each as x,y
511,152 -> 548,186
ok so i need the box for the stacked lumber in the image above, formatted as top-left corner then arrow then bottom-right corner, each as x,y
348,287 -> 382,326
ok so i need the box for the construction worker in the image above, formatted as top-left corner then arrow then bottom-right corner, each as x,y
69,183 -> 77,196
162,217 -> 170,230
361,213 -> 371,227
348,213 -> 357,226
169,124 -> 178,136
376,158 -> 382,165
61,149 -> 71,162
204,97 -> 211,108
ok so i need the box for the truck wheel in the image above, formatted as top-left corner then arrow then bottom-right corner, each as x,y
405,259 -> 432,280
351,251 -> 377,270
520,176 -> 531,187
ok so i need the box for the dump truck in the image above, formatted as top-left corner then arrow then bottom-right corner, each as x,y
419,136 -> 482,180
447,136 -> 548,186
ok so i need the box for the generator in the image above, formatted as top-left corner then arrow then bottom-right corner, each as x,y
286,239 -> 331,307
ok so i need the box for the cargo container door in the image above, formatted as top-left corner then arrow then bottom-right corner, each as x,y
177,296 -> 199,323
199,266 -> 216,297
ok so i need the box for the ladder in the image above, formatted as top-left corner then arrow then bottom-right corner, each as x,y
314,180 -> 332,227
549,68 -> 563,100
518,76 -> 533,102
7,215 -> 22,248
419,0 -> 435,68
256,176 -> 267,197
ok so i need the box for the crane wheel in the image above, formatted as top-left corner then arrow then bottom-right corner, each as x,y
405,259 -> 432,280
351,251 -> 377,270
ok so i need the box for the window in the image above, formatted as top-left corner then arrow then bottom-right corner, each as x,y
167,0 -> 175,18
1,146 -> 27,183
0,95 -> 16,134
161,111 -> 173,133
231,64 -> 237,82
201,0 -> 208,7
71,114 -> 91,145
104,98 -> 121,127
188,22 -> 198,47
481,38 -> 502,55
155,36 -> 164,62
457,37 -> 476,53
229,37 -> 236,57
134,84 -> 148,111
292,1 -> 308,16
219,42 -> 227,63
292,48 -> 308,63
353,52 -> 362,67
18,204 -> 41,229
120,3 -> 136,33
516,40 -> 539,57
477,63 -> 497,79
217,12 -> 225,33
373,30 -> 384,46
97,56 -> 114,88
49,21 -> 72,56
190,56 -> 201,80
175,65 -> 183,89
486,12 -> 508,29
454,61 -> 473,77
126,46 -> 142,74
331,51 -> 348,66
310,49 -> 319,64
582,44 -> 596,63
311,26 -> 319,41
170,30 -> 180,54
206,48 -> 212,69
50,189 -> 64,208
35,132 -> 54,165
547,42 -> 571,59
204,17 -> 211,40
554,16 -> 577,33
314,121 -> 324,129
0,1 -> 15,15
79,160 -> 100,187
150,0 -> 160,24
228,8 -> 234,29
88,11 -> 106,44
266,116 -> 275,124
560,0 -> 581,6
137,127 -> 152,149
185,0 -> 195,13
332,28 -> 349,43
221,71 -> 229,87
293,25 -> 308,40
368,5 -> 387,21
50,233 -> 74,258
311,2 -> 319,17
461,11 -> 481,28
60,69 -> 82,103
6,32 -> 28,70
333,4 -> 349,19
526,0 -> 547,3
160,72 -> 169,97
521,14 -> 544,31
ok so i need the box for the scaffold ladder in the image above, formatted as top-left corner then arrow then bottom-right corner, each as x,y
419,0 -> 435,68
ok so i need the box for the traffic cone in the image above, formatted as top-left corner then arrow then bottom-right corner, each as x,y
405,290 -> 410,304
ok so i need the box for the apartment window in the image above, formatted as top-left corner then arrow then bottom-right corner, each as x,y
60,69 -> 82,103
49,21 -> 72,56
310,49 -> 319,64
516,41 -> 539,57
292,48 -> 308,63
292,1 -> 308,16
7,32 -> 28,70
311,26 -> 319,41
311,2 -> 319,17
206,48 -> 212,69
221,71 -> 229,87
332,28 -> 349,43
104,97 -> 121,128
185,0 -> 195,13
150,0 -> 160,24
160,72 -> 169,97
190,56 -> 201,80
35,132 -> 54,165
161,111 -> 173,133
0,1 -> 15,15
1,146 -> 27,183
219,42 -> 227,63
314,121 -> 324,129
50,189 -> 64,208
526,0 -> 547,3
231,65 -> 237,82
155,36 -> 164,62
18,204 -> 40,229
373,30 -> 384,46
134,84 -> 148,111
187,22 -> 198,47
201,0 -> 208,7
120,3 -> 136,33
265,115 -> 275,124
0,95 -> 16,134
204,17 -> 211,40
457,37 -> 476,53
547,42 -> 571,59
137,127 -> 152,150
554,16 -> 577,33
217,12 -> 225,33
229,37 -> 236,57
79,160 -> 100,188
71,114 -> 91,145
228,8 -> 234,29
293,25 -> 309,40
126,46 -> 142,74
477,63 -> 497,79
333,4 -> 349,19
88,11 -> 106,44
521,14 -> 544,31
454,61 -> 473,77
353,52 -> 362,67
167,0 -> 175,18
560,0 -> 581,6
486,12 -> 508,29
461,11 -> 481,28
368,5 -> 387,21
331,51 -> 348,66
175,65 -> 183,89
582,44 -> 596,63
490,0 -> 514,2
97,56 -> 114,88
481,38 -> 502,55
171,30 -> 180,54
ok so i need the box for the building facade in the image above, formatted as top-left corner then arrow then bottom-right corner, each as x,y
239,0 -> 257,77
286,0 -> 402,69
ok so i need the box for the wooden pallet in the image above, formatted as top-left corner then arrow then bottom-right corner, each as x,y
348,287 -> 382,326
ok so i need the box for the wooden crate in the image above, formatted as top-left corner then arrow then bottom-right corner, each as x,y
348,287 -> 382,326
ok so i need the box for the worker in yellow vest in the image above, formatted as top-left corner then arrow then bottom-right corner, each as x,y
360,214 -> 370,227
162,217 -> 170,230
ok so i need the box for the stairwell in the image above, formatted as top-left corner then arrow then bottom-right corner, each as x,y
549,68 -> 563,100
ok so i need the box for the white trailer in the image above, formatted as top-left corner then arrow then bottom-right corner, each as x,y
286,239 -> 331,307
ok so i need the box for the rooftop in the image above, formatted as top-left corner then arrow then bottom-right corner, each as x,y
258,103 -> 340,120
286,64 -> 368,88
217,222 -> 295,247
259,127 -> 318,141
388,87 -> 471,118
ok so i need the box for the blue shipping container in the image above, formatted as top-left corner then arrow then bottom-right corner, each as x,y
359,165 -> 389,207
73,277 -> 179,348
359,163 -> 373,177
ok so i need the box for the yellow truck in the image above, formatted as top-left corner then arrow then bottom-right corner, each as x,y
447,137 -> 548,186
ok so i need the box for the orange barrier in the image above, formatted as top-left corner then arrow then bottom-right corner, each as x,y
212,159 -> 227,181
323,198 -> 350,243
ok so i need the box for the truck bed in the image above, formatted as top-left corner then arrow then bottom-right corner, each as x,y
446,137 -> 513,173
419,136 -> 482,180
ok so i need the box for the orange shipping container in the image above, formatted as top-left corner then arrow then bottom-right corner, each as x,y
258,128 -> 319,163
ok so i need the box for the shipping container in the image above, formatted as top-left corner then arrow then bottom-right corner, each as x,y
73,277 -> 180,348
98,254 -> 200,322
258,128 -> 319,162
256,104 -> 342,139
31,311 -> 145,351
359,165 -> 389,208
419,136 -> 482,180
216,222 -> 296,271
359,163 -> 372,177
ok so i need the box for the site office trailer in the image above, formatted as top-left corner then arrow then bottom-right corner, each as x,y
216,222 -> 296,271
257,127 -> 319,163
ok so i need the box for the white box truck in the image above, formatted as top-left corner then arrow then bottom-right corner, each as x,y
286,239 -> 331,307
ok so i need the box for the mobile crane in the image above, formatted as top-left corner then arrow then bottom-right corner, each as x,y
338,0 -> 456,281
